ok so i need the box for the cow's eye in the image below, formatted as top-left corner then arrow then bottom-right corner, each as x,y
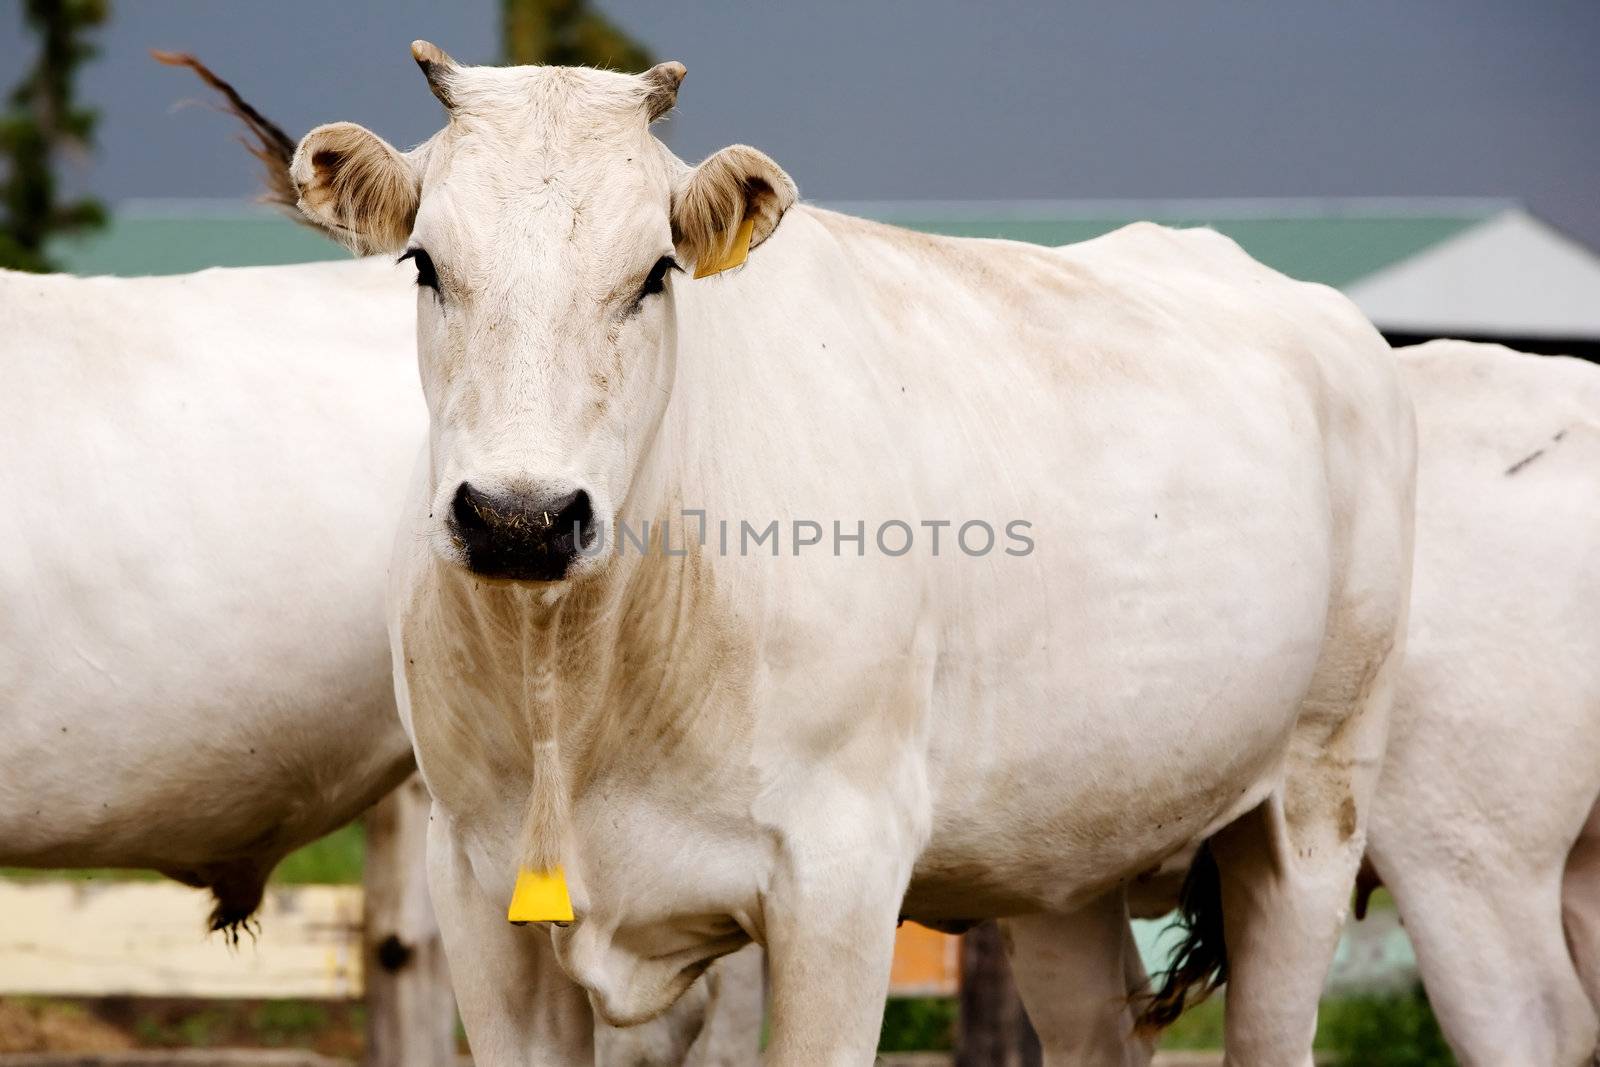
399,247 -> 439,292
638,255 -> 679,301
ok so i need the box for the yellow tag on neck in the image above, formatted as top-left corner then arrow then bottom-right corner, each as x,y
507,866 -> 574,924
693,216 -> 755,279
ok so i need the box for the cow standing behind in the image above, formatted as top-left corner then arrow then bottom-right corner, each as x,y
289,44 -> 1413,1065
0,258 -> 421,927
1114,341 -> 1600,1066
1369,341 -> 1600,1065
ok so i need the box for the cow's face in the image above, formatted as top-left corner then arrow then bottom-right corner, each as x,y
291,43 -> 794,583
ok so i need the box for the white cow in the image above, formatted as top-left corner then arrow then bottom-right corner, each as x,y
0,257 -> 421,929
1369,340 -> 1600,1066
0,249 -> 759,1065
291,44 -> 1413,1066
1113,341 -> 1600,1067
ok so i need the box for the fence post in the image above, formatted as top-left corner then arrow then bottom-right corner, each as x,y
362,775 -> 456,1067
955,921 -> 1041,1067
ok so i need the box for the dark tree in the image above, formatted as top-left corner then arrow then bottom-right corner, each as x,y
0,0 -> 109,272
503,0 -> 651,71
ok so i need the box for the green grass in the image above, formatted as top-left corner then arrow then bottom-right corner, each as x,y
1157,985 -> 1450,1065
1158,995 -> 1227,1050
878,988 -> 1450,1059
1317,986 -> 1453,1066
3,824 -> 367,888
879,998 -> 958,1052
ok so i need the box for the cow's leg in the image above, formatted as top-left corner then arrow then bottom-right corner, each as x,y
1376,855 -> 1596,1067
761,831 -> 908,1066
1001,891 -> 1154,1066
1209,629 -> 1403,1067
592,947 -> 763,1066
426,808 -> 595,1067
1564,792 -> 1600,1016
682,943 -> 765,1066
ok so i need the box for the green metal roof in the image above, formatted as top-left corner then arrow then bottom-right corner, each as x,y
49,199 -> 1501,289
51,213 -> 344,277
875,215 -> 1483,288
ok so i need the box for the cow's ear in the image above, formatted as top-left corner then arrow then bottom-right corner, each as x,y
672,145 -> 796,276
290,122 -> 419,255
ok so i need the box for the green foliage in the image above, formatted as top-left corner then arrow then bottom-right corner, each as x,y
1318,985 -> 1454,1067
2,823 -> 364,887
878,997 -> 957,1052
0,0 -> 108,272
502,0 -> 651,71
1157,994 -> 1227,1050
269,823 -> 365,885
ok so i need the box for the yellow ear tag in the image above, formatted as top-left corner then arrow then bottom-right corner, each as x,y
693,216 -> 755,279
507,866 -> 574,925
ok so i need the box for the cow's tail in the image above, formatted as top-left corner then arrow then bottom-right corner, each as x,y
150,50 -> 303,224
1132,839 -> 1228,1033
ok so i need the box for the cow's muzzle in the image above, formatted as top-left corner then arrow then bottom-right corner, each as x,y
448,481 -> 595,582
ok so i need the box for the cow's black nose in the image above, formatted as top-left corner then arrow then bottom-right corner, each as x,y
449,482 -> 594,581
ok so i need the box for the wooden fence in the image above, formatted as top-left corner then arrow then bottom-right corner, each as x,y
0,778 -> 453,1067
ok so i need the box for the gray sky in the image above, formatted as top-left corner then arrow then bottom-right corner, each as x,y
7,1 -> 1599,244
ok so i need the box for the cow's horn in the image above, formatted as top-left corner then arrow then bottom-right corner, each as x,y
411,40 -> 458,108
641,61 -> 686,122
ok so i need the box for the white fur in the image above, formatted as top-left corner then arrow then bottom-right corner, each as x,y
1372,341 -> 1600,1066
305,54 -> 1417,1065
1115,341 -> 1600,1066
0,258 -> 420,917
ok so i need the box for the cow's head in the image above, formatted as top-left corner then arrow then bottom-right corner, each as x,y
292,43 -> 794,583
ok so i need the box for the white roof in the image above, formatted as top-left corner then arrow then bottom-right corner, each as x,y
1345,209 -> 1600,339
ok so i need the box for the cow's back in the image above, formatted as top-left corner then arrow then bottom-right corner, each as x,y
648,210 -> 1415,915
0,258 -> 422,880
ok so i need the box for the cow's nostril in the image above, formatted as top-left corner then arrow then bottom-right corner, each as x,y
551,489 -> 594,545
451,481 -> 494,535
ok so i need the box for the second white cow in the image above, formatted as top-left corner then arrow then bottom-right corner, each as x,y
1115,341 -> 1600,1067
1371,340 -> 1600,1066
0,257 -> 420,928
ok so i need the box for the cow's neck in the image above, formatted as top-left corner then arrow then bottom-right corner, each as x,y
438,460 -> 740,872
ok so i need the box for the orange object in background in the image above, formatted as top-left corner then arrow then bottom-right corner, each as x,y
889,923 -> 960,997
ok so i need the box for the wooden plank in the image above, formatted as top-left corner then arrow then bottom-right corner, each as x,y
360,777 -> 455,1067
0,879 -> 361,998
0,872 -> 1416,1004
0,878 -> 957,1000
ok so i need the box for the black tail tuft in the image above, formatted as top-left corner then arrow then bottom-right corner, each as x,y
151,50 -> 303,222
1133,840 -> 1229,1033
206,879 -> 266,948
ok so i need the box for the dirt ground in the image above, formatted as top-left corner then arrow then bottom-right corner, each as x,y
0,999 -> 364,1059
